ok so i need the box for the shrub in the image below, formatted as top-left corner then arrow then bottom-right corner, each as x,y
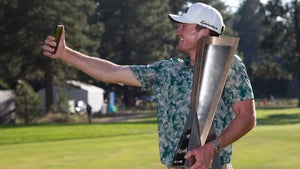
36,112 -> 87,124
15,80 -> 42,123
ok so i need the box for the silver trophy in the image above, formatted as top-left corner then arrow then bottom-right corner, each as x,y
172,36 -> 239,168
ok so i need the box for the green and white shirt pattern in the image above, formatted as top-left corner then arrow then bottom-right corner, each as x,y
130,55 -> 254,166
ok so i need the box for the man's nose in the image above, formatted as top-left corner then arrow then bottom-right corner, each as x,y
175,27 -> 182,36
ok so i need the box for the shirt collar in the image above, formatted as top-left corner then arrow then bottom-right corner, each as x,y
184,56 -> 191,66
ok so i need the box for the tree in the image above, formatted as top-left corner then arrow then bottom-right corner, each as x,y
96,0 -> 174,65
15,80 -> 42,123
231,0 -> 293,98
286,0 -> 300,106
258,0 -> 291,76
233,0 -> 264,68
51,92 -> 71,114
234,0 -> 300,104
169,0 -> 188,14
95,0 -> 175,106
232,0 -> 267,97
256,0 -> 298,99
0,0 -> 104,111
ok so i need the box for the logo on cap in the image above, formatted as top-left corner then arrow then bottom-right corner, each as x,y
200,20 -> 218,31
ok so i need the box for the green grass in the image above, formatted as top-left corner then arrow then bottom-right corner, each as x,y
0,134 -> 163,169
232,107 -> 300,169
232,124 -> 300,169
0,121 -> 157,145
0,108 -> 300,169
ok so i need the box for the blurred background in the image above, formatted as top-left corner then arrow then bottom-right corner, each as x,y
0,0 -> 299,124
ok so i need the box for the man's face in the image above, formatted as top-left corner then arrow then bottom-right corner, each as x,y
175,23 -> 202,54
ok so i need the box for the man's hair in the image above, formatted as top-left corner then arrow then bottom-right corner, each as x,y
196,25 -> 220,37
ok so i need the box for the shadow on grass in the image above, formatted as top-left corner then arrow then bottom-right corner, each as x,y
257,113 -> 300,125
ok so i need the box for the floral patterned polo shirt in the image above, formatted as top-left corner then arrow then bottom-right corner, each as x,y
130,55 -> 254,166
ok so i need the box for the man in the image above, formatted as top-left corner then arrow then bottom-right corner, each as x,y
42,2 -> 256,169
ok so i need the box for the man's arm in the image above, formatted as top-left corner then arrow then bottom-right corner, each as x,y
60,48 -> 142,86
42,26 -> 141,87
217,99 -> 256,148
185,99 -> 256,169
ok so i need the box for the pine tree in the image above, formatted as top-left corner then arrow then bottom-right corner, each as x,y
95,0 -> 175,106
96,0 -> 174,65
233,0 -> 264,68
0,0 -> 104,111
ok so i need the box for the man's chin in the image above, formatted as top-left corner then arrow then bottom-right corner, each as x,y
176,46 -> 184,52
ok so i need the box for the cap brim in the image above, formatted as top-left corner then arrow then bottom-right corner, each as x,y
168,14 -> 194,24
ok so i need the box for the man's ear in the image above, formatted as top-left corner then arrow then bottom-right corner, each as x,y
197,28 -> 210,39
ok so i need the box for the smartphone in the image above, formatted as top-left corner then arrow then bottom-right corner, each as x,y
53,25 -> 63,54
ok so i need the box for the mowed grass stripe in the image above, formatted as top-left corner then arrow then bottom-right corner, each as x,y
1,108 -> 300,169
0,133 -> 164,169
0,122 -> 157,145
2,123 -> 300,169
232,123 -> 300,169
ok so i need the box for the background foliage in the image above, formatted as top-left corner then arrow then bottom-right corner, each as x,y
0,0 -> 300,116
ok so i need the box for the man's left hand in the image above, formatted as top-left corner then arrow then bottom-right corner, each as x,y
184,142 -> 216,169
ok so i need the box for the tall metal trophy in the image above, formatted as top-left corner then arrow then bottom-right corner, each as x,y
172,36 -> 239,168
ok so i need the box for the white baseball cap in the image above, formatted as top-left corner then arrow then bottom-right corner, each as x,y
169,2 -> 225,34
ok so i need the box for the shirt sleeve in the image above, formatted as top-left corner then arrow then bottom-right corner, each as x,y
130,61 -> 165,91
129,58 -> 186,91
223,55 -> 254,106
